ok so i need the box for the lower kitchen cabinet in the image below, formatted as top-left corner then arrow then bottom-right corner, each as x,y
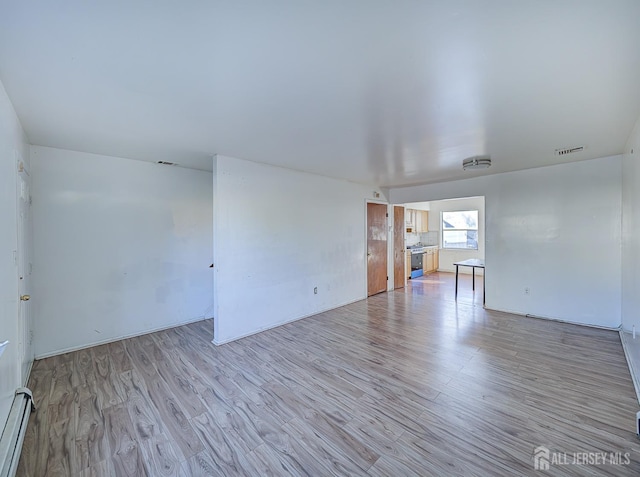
422,248 -> 439,274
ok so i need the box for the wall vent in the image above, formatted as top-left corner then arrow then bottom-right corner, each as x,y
554,146 -> 585,156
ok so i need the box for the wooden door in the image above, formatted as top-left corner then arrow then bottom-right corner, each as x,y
367,203 -> 388,296
393,206 -> 405,289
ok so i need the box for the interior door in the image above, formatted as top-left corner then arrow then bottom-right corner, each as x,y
393,206 -> 405,289
16,157 -> 33,385
367,203 -> 388,296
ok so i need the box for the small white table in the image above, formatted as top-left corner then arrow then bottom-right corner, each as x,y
453,259 -> 485,305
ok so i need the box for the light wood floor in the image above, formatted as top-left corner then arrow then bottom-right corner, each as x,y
18,272 -> 640,476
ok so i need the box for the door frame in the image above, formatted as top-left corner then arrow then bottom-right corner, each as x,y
15,153 -> 33,385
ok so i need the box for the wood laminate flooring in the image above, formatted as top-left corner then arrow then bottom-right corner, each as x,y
18,272 -> 640,476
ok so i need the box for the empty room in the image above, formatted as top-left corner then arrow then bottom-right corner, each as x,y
2,1 -> 640,476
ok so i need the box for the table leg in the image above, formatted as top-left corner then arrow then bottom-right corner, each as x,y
472,267 -> 475,291
455,265 -> 459,300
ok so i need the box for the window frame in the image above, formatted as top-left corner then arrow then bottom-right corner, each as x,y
441,210 -> 479,250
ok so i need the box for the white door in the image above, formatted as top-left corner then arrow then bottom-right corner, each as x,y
16,155 -> 33,385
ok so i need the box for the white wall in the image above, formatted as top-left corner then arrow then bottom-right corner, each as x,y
428,196 -> 485,274
212,155 -> 386,344
407,202 -> 430,211
0,81 -> 30,428
31,146 -> 213,357
391,156 -> 622,328
622,116 -> 640,332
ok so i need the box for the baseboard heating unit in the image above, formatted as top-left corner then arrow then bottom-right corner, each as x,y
0,388 -> 35,477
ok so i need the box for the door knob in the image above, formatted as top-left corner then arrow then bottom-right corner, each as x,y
367,252 -> 371,257
20,295 -> 30,301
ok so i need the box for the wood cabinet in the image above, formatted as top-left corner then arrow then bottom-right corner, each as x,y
405,209 -> 413,226
423,252 -> 432,273
405,209 -> 417,231
416,210 -> 429,233
422,247 -> 439,274
406,209 -> 429,233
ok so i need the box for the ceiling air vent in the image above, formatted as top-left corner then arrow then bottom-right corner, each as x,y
554,146 -> 585,156
157,161 -> 177,166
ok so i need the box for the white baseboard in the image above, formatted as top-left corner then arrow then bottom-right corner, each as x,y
486,306 -> 619,331
620,331 -> 640,405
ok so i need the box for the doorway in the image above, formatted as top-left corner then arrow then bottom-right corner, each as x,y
402,196 -> 485,304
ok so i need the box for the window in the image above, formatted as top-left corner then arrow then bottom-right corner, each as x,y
442,210 -> 478,250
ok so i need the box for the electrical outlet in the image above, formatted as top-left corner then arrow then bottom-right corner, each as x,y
314,287 -> 318,295
525,287 -> 530,295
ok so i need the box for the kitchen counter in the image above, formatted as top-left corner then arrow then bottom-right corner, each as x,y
407,245 -> 439,254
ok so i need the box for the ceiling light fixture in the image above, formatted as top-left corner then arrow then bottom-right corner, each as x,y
462,155 -> 491,171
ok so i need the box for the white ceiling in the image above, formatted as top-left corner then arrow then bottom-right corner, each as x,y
1,1 -> 640,187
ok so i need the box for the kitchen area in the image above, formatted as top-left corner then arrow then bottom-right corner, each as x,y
402,196 -> 485,286
404,206 -> 439,280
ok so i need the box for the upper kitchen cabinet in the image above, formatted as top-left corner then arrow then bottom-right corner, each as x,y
417,210 -> 429,233
405,209 -> 414,227
406,209 -> 429,233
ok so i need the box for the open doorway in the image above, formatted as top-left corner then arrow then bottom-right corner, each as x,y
402,196 -> 485,305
